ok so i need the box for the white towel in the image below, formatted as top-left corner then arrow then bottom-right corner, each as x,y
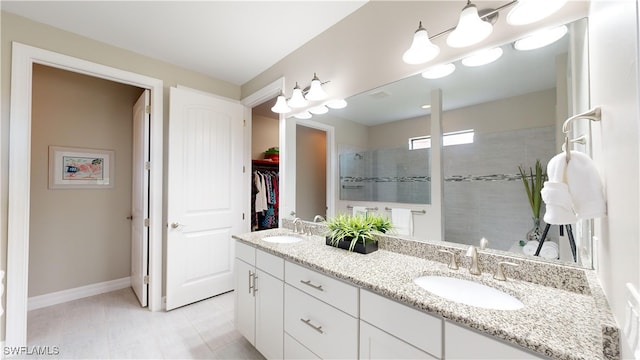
541,151 -> 606,225
391,208 -> 413,236
566,151 -> 606,219
352,206 -> 367,216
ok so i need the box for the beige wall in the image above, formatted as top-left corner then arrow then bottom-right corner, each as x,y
251,115 -> 279,160
29,65 -> 142,296
296,125 -> 327,220
589,1 -> 640,357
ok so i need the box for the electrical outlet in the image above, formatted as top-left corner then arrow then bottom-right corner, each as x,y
624,283 -> 640,359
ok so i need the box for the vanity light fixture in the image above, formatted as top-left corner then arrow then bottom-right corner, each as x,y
308,105 -> 329,115
514,25 -> 568,51
422,63 -> 456,79
271,92 -> 291,114
461,47 -> 503,67
402,21 -> 441,65
421,104 -> 432,110
325,99 -> 348,109
287,82 -> 308,109
446,1 -> 494,48
507,0 -> 568,26
293,111 -> 312,120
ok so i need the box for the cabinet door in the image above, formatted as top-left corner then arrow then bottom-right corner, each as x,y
360,321 -> 437,360
255,269 -> 284,359
235,259 -> 255,345
445,322 -> 544,359
284,333 -> 320,359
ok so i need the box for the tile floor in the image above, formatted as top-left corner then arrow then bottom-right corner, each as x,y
24,288 -> 265,359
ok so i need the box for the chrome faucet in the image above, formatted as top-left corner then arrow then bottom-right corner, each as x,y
313,215 -> 325,223
466,246 -> 481,275
293,217 -> 303,234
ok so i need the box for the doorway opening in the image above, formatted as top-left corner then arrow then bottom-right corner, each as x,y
6,42 -> 164,348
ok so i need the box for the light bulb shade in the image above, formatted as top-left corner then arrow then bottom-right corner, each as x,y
507,0 -> 568,26
293,111 -> 312,120
514,25 -> 568,51
402,24 -> 440,65
326,99 -> 347,109
308,105 -> 329,115
271,95 -> 291,114
306,74 -> 328,101
446,3 -> 493,48
422,63 -> 456,79
461,47 -> 503,67
287,84 -> 308,108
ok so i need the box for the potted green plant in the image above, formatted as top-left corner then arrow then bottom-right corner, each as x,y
518,159 -> 548,242
263,147 -> 279,161
325,213 -> 392,254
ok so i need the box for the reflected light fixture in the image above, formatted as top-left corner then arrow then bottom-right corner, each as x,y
293,111 -> 312,120
422,63 -> 456,79
446,1 -> 493,48
287,82 -> 308,108
461,47 -> 503,67
514,25 -> 568,51
308,105 -> 329,115
270,92 -> 291,114
421,104 -> 432,110
507,0 -> 568,26
402,21 -> 440,65
326,99 -> 347,109
306,73 -> 328,101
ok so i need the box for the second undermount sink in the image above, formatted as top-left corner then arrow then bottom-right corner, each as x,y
261,235 -> 303,244
414,275 -> 524,310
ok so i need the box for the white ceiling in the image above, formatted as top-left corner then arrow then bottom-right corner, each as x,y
1,0 -> 367,85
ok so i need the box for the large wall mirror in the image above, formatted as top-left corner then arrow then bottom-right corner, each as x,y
301,17 -> 591,268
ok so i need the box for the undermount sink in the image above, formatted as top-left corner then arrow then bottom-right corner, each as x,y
261,235 -> 302,244
414,275 -> 524,310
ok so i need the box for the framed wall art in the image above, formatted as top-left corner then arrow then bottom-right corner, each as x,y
48,146 -> 115,189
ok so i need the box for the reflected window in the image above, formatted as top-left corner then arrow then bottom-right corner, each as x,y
409,129 -> 475,150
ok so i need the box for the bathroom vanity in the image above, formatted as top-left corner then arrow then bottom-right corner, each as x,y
233,223 -> 618,360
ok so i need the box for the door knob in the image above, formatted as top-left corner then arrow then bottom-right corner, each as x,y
170,222 -> 183,229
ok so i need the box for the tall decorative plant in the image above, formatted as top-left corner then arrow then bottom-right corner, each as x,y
517,159 -> 547,219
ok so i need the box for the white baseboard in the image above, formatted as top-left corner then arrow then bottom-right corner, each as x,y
28,277 -> 131,311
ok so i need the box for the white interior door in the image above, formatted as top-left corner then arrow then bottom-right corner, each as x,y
131,89 -> 150,307
166,86 -> 243,310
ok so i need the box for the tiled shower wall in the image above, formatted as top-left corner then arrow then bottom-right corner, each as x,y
444,126 -> 556,250
340,147 -> 431,204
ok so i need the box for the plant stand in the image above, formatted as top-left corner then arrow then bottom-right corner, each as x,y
533,224 -> 577,262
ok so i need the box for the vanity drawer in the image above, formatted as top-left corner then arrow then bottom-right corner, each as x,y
285,261 -> 358,316
235,241 -> 255,264
284,284 -> 358,360
256,249 -> 284,280
361,289 -> 443,357
284,333 -> 320,360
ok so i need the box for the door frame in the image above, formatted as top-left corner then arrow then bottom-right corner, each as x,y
6,42 -> 164,347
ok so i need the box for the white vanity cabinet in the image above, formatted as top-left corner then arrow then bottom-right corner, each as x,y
234,241 -> 284,360
360,289 -> 442,359
283,261 -> 359,359
444,321 -> 545,359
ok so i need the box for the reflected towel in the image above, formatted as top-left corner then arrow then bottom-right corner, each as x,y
352,206 -> 368,216
522,240 -> 559,259
391,208 -> 413,236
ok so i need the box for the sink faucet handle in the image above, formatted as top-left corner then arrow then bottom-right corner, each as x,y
438,249 -> 459,270
494,261 -> 519,281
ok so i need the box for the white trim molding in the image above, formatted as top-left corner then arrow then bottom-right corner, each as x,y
28,277 -> 132,311
6,42 -> 164,348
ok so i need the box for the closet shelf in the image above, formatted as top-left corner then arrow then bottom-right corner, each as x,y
252,159 -> 279,166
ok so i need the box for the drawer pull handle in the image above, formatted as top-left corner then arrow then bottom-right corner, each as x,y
300,318 -> 324,334
248,271 -> 253,294
300,279 -> 324,291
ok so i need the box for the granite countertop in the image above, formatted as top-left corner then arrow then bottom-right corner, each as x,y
233,228 -> 617,360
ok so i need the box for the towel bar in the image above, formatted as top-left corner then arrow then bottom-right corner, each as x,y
384,207 -> 426,214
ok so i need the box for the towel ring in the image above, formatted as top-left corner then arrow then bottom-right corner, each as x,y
564,136 -> 571,163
